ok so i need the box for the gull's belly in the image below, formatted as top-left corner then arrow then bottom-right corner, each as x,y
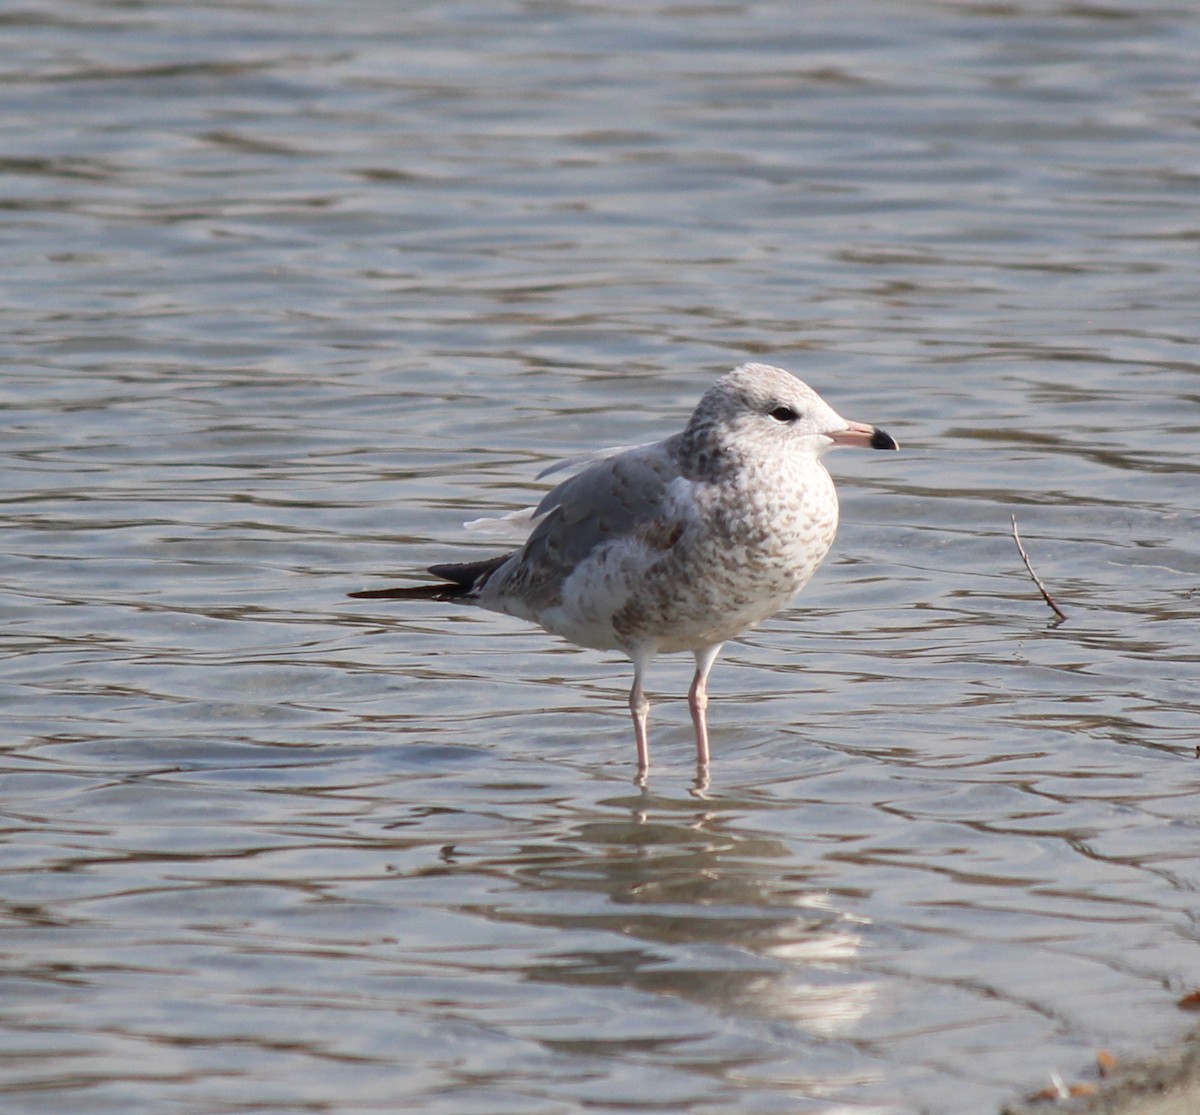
482,458 -> 842,656
531,497 -> 837,654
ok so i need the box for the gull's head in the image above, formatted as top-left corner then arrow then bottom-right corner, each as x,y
684,363 -> 898,468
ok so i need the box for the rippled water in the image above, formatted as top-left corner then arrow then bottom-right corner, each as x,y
3,2 -> 1200,1113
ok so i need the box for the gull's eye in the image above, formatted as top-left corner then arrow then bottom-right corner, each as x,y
769,405 -> 799,423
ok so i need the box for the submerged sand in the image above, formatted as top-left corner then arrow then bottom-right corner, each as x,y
1002,1025 -> 1200,1115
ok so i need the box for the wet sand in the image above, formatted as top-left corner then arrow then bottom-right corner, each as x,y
1002,1026 -> 1200,1115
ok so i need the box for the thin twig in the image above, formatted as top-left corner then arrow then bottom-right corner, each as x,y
1011,514 -> 1068,623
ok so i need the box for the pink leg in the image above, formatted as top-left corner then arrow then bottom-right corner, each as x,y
688,644 -> 723,768
630,680 -> 650,772
628,650 -> 653,773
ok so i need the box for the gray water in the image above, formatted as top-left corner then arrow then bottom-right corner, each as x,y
3,2 -> 1199,1113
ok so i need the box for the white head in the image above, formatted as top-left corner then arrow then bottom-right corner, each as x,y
680,363 -> 897,474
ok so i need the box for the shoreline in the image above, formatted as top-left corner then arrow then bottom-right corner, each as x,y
1001,1024 -> 1200,1115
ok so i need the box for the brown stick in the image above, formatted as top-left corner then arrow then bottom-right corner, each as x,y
1011,515 -> 1068,622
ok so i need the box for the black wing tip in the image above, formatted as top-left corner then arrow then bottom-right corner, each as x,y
347,584 -> 450,601
348,553 -> 513,603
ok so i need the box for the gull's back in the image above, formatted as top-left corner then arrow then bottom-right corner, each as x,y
477,436 -> 691,643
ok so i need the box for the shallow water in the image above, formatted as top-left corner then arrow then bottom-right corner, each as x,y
3,2 -> 1200,1113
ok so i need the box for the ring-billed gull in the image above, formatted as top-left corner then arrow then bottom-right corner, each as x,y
351,363 -> 897,774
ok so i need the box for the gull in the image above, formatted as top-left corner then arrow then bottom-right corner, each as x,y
351,363 -> 897,774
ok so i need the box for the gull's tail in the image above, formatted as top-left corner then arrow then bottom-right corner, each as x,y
349,554 -> 512,602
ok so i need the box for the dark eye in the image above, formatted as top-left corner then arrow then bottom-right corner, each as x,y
769,405 -> 799,423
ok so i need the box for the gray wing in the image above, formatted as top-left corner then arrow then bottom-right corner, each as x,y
495,435 -> 688,604
535,442 -> 646,480
465,441 -> 657,538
